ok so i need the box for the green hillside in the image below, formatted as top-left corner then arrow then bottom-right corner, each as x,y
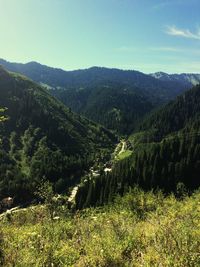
0,67 -> 116,204
140,84 -> 200,139
52,82 -> 156,135
75,85 -> 200,208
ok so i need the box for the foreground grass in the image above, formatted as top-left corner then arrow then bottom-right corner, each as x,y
0,189 -> 199,266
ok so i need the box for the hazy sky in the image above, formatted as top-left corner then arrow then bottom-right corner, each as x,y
0,0 -> 200,73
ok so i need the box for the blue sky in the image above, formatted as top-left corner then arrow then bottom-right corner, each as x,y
0,0 -> 200,73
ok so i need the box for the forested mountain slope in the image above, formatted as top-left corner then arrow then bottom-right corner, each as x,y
140,84 -> 200,139
75,85 -> 200,208
0,59 -> 192,135
52,82 -> 156,135
0,67 -> 115,203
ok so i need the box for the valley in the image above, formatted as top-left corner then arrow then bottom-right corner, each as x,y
1,1 -> 200,266
0,62 -> 199,210
68,139 -> 130,205
0,61 -> 199,267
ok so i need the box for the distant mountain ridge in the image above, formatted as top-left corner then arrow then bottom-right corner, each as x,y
0,59 -> 189,101
0,59 -> 194,135
151,72 -> 200,87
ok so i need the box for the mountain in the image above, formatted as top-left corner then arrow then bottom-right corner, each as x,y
0,67 -> 116,203
51,82 -> 157,135
151,72 -> 200,88
0,59 -> 192,135
140,84 -> 200,138
75,85 -> 200,208
0,59 -> 189,101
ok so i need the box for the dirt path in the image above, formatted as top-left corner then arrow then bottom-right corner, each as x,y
68,186 -> 79,203
119,140 -> 126,155
0,206 -> 39,220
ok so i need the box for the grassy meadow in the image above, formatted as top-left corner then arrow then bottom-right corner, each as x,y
0,188 -> 199,267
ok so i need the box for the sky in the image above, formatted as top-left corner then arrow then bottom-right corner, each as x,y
0,0 -> 200,73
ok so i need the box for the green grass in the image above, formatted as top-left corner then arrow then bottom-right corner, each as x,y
0,189 -> 199,266
116,149 -> 132,160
